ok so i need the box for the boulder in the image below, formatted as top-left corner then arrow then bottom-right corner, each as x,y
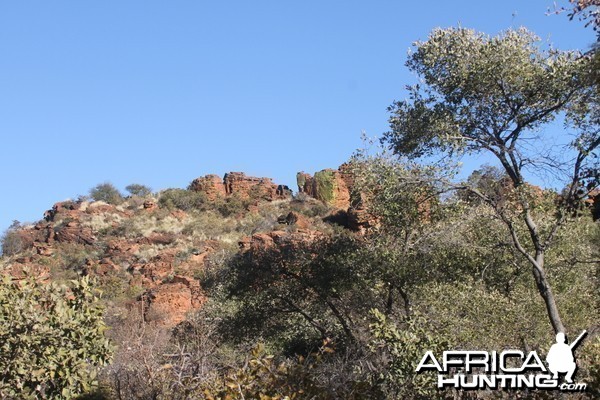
190,172 -> 292,202
143,276 -> 205,326
54,221 -> 95,245
297,167 -> 352,209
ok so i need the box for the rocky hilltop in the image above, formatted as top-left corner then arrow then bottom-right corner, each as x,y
0,167 -> 375,327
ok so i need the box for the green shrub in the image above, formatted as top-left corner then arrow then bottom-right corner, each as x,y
1,220 -> 24,257
216,193 -> 251,217
125,184 -> 152,198
313,170 -> 336,204
90,182 -> 124,205
158,189 -> 208,211
0,273 -> 112,399
369,309 -> 448,399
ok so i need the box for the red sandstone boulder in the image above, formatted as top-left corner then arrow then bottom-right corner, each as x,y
296,167 -> 351,210
142,275 -> 205,326
190,172 -> 291,202
277,211 -> 310,229
188,174 -> 227,201
54,221 -> 95,245
239,229 -> 322,254
143,200 -> 157,210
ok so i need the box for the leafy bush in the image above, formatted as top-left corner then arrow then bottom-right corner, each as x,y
313,170 -> 336,204
0,273 -> 112,399
369,310 -> 448,399
216,193 -> 251,217
90,182 -> 124,205
158,189 -> 208,211
125,183 -> 152,198
1,220 -> 24,256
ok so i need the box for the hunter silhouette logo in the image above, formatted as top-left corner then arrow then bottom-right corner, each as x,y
415,330 -> 588,391
546,330 -> 586,384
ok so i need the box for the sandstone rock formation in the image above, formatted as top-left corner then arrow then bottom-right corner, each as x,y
142,275 -> 206,326
188,174 -> 227,201
297,164 -> 378,233
190,172 -> 292,202
238,229 -> 322,254
296,168 -> 351,210
54,221 -> 96,245
2,167 -> 375,330
277,211 -> 310,229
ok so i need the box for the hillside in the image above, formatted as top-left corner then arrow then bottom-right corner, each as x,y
1,167 -> 366,325
1,159 -> 598,399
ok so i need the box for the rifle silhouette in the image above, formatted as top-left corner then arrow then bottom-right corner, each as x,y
569,330 -> 587,350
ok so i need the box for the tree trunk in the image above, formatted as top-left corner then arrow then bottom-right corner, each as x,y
531,253 -> 566,334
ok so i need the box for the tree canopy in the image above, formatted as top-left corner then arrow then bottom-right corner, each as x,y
382,26 -> 598,335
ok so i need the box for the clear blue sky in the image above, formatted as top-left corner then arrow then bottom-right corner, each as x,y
0,1 -> 594,233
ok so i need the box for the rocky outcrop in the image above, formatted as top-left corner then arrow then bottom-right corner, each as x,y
297,164 -> 353,210
142,276 -> 206,326
54,221 -> 96,245
43,200 -> 82,222
188,174 -> 227,201
347,193 -> 379,234
143,200 -> 157,211
190,172 -> 292,202
298,164 -> 377,233
296,172 -> 314,196
277,211 -> 310,229
238,229 -> 322,254
1,167 -> 373,329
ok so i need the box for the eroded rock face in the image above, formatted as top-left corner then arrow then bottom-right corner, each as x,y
54,221 -> 96,245
142,276 -> 205,326
297,164 -> 377,233
190,172 -> 292,202
238,229 -> 322,254
296,166 -> 352,210
143,200 -> 157,210
277,211 -> 310,229
581,189 -> 600,221
188,174 -> 227,201
44,201 -> 82,222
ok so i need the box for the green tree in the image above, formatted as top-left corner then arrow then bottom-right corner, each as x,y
125,183 -> 152,198
1,220 -> 24,256
0,274 -> 112,399
349,148 -> 454,317
89,182 -> 124,205
214,232 -> 385,356
369,309 -> 447,399
382,27 -> 598,334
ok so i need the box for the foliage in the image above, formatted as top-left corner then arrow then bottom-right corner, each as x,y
216,193 -> 252,217
90,183 -> 124,205
215,232 -> 379,354
0,220 -> 24,257
125,184 -> 152,198
158,188 -> 208,211
350,145 -> 453,234
567,0 -> 600,36
383,27 -> 590,160
313,170 -> 336,204
382,26 -> 598,334
158,188 -> 251,217
204,340 -> 379,400
370,309 -> 448,399
0,274 -> 112,399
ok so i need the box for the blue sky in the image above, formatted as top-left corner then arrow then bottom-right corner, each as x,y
0,1 -> 595,233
